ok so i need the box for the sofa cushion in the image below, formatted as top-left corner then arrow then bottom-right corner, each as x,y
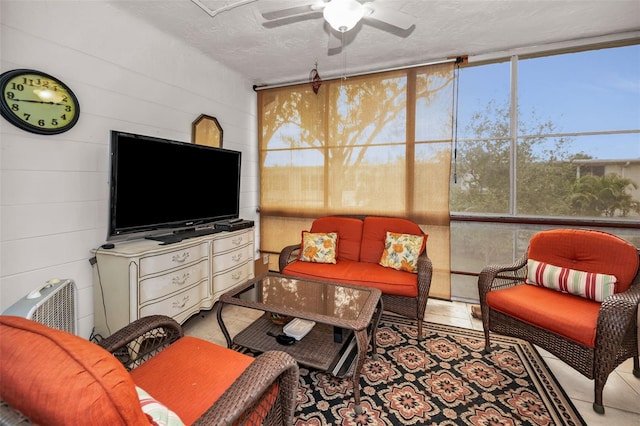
379,232 -> 425,273
310,216 -> 363,261
130,336 -> 255,425
486,284 -> 601,348
360,216 -> 425,263
527,229 -> 639,293
282,259 -> 418,297
0,315 -> 149,426
299,231 -> 338,263
525,259 -> 617,302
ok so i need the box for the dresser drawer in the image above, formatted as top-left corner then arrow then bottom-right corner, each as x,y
139,242 -> 208,277
139,280 -> 210,321
213,230 -> 253,253
212,244 -> 253,272
213,262 -> 254,297
139,259 -> 209,304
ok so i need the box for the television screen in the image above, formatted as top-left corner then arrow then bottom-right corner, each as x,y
108,130 -> 241,241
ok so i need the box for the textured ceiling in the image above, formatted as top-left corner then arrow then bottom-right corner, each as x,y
111,0 -> 640,87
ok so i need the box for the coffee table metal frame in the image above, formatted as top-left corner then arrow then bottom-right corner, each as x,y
217,272 -> 383,413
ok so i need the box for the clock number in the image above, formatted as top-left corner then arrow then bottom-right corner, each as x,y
38,119 -> 45,126
23,113 -> 31,121
11,104 -> 19,111
10,83 -> 24,91
6,91 -> 15,100
51,119 -> 58,126
65,106 -> 71,112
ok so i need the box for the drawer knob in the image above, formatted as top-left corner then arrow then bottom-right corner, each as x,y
172,252 -> 190,263
231,271 -> 242,281
172,295 -> 189,309
172,273 -> 190,286
232,253 -> 243,262
232,237 -> 243,246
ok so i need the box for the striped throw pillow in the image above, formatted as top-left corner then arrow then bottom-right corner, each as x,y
525,259 -> 617,302
136,386 -> 185,426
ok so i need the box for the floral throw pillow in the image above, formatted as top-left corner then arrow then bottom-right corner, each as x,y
525,259 -> 617,302
300,232 -> 338,264
379,232 -> 425,273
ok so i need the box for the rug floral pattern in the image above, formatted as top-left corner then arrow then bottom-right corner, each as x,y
291,314 -> 585,426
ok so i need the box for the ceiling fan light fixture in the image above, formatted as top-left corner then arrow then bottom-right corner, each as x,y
323,0 -> 365,32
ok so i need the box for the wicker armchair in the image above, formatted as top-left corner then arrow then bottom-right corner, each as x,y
0,315 -> 299,425
478,229 -> 640,414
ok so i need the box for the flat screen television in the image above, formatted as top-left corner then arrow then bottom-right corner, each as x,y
107,130 -> 241,242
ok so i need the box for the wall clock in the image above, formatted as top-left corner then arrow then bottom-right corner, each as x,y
0,69 -> 80,135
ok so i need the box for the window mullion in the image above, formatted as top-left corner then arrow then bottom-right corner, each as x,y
510,55 -> 518,216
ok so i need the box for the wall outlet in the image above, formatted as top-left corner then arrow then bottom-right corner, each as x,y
263,254 -> 269,264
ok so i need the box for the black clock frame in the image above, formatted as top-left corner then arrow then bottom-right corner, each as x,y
0,69 -> 80,135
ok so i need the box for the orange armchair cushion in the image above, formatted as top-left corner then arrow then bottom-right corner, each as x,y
528,229 -> 639,293
486,285 -> 601,348
0,316 -> 149,426
130,336 -> 255,425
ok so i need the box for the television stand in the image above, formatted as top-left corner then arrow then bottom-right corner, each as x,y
92,227 -> 255,338
146,227 -> 222,245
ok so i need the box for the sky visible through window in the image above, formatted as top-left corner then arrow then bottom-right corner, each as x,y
458,44 -> 640,160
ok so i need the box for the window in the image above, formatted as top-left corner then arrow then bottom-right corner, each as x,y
450,44 -> 640,302
259,63 -> 455,299
451,44 -> 640,220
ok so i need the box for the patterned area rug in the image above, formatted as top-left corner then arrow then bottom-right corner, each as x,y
239,313 -> 586,425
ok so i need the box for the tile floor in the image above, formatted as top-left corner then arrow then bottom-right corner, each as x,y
183,299 -> 640,425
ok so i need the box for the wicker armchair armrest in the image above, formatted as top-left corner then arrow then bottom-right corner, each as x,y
193,350 -> 299,426
595,280 -> 640,359
478,253 -> 528,297
97,315 -> 183,370
279,244 -> 300,272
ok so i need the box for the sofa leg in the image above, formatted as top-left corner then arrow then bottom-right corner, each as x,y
593,386 -> 605,414
633,355 -> 639,378
417,319 -> 423,340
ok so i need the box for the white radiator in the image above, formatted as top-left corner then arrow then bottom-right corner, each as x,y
2,279 -> 77,335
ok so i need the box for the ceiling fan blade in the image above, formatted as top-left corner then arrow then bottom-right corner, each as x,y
364,4 -> 415,30
261,2 -> 323,21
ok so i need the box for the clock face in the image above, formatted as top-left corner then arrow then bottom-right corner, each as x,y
0,69 -> 80,135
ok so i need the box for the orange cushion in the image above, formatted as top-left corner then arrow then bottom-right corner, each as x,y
528,229 -> 639,293
0,316 -> 148,426
360,216 -> 425,263
283,259 -> 418,297
130,336 -> 254,425
310,216 -> 363,261
486,285 -> 601,348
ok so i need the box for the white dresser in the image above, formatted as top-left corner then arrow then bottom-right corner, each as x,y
93,228 -> 254,337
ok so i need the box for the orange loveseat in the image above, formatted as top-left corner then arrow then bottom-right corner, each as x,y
279,215 -> 433,338
0,315 -> 299,425
478,228 -> 640,413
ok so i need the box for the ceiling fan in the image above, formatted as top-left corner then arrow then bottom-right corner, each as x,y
261,0 -> 416,34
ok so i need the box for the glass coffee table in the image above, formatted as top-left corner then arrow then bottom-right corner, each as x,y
217,272 -> 383,413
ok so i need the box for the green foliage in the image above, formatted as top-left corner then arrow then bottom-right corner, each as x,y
451,100 -> 639,218
569,174 -> 640,217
